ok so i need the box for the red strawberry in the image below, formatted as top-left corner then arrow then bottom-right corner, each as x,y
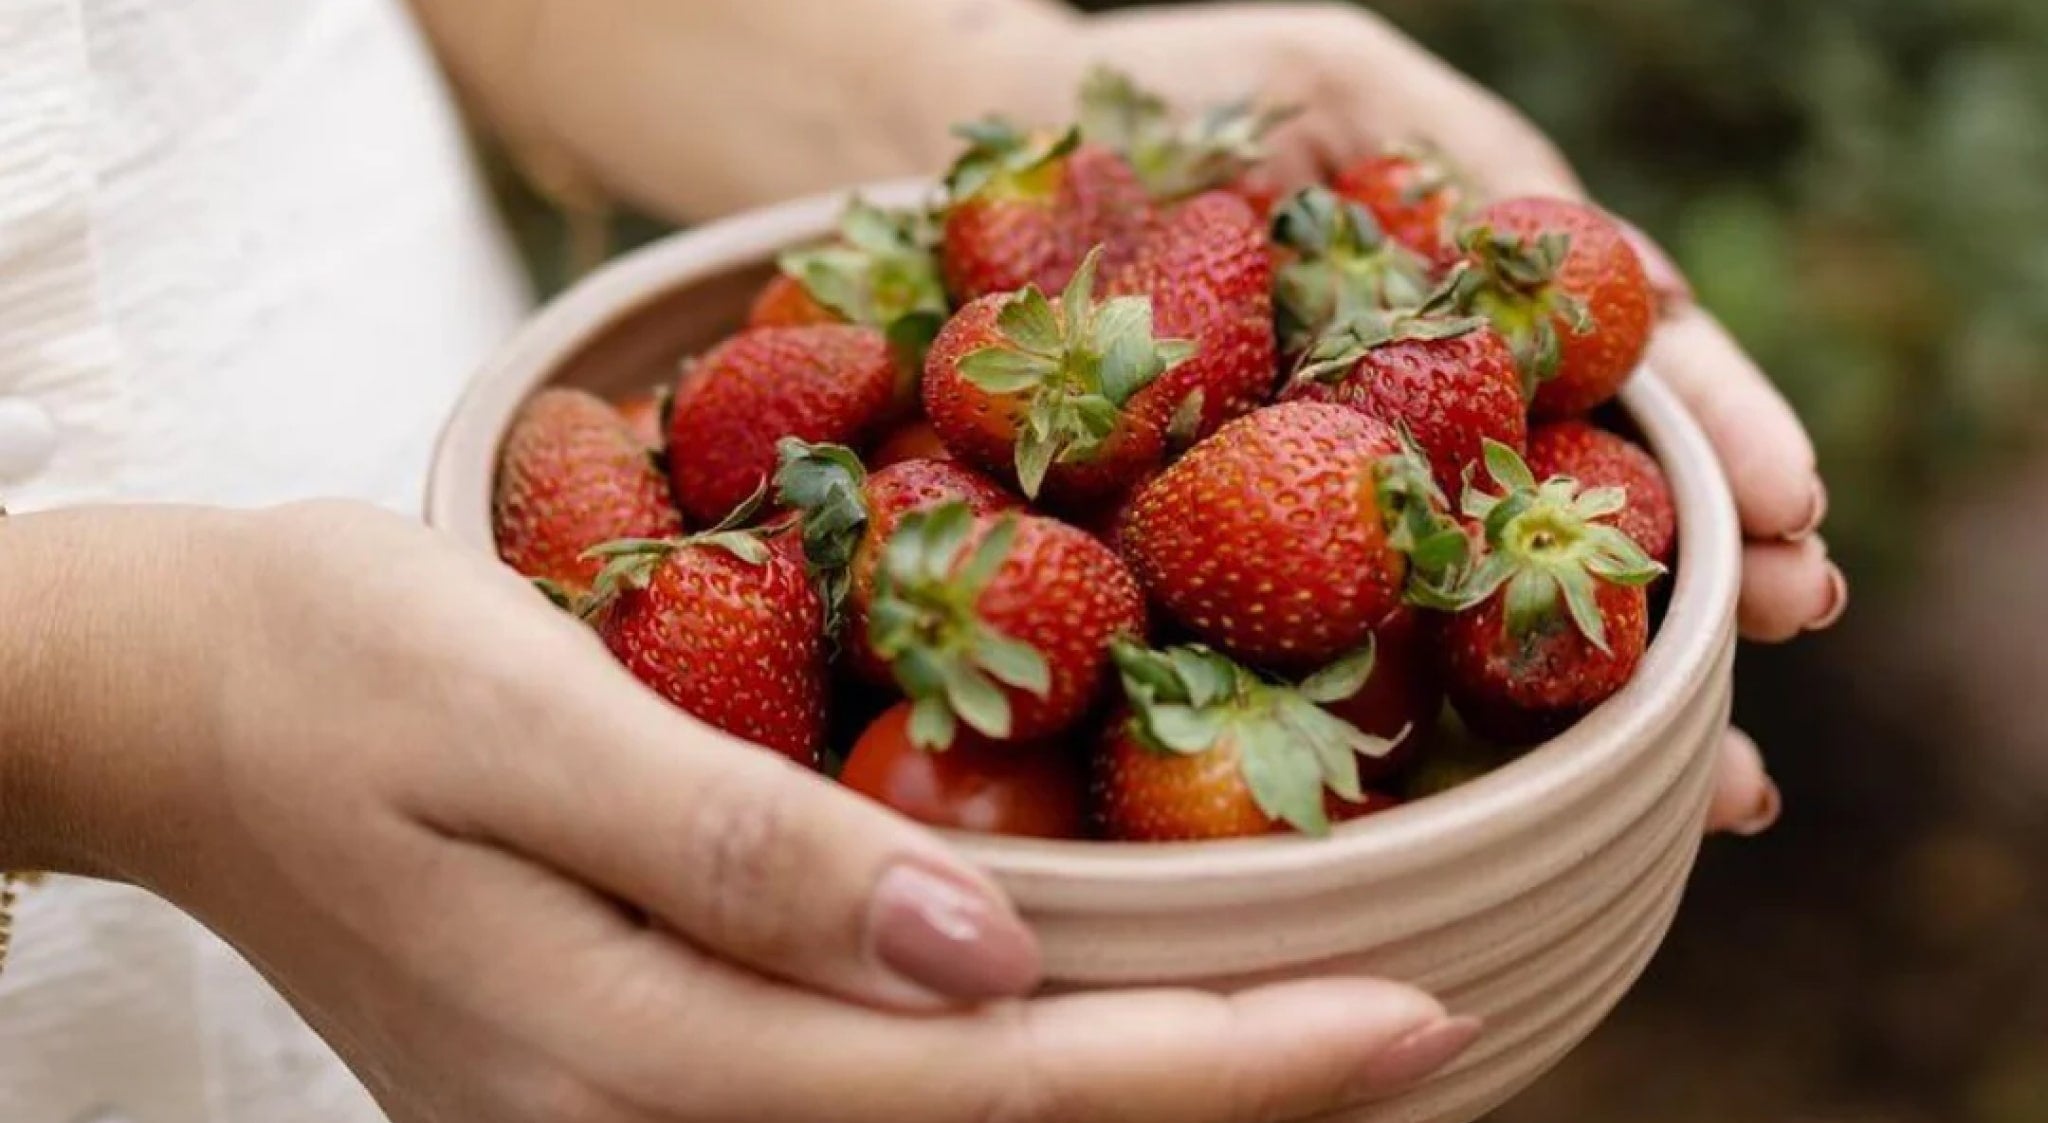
1449,198 -> 1655,419
1438,440 -> 1665,745
869,419 -> 955,469
1319,605 -> 1444,783
1092,641 -> 1402,840
1116,401 -> 1467,669
867,502 -> 1147,748
667,324 -> 905,524
1525,421 -> 1676,567
1075,66 -> 1294,207
939,120 -> 1150,303
1123,191 -> 1279,439
1271,186 -> 1437,353
493,389 -> 682,596
1331,146 -> 1469,264
774,440 -> 1020,682
841,702 -> 1086,839
1283,307 -> 1527,496
587,521 -> 827,766
750,197 -> 948,332
922,249 -> 1195,504
612,387 -> 669,450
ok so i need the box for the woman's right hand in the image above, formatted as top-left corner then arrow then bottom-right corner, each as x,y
0,500 -> 1476,1123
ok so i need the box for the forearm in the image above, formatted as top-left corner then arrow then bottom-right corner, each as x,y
409,0 -> 1082,220
0,508 -> 239,883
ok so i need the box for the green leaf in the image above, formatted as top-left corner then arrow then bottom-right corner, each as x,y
1014,428 -> 1060,499
957,346 -> 1056,394
908,694 -> 958,751
1167,391 -> 1206,448
1167,646 -> 1238,707
1299,637 -> 1377,704
1554,565 -> 1611,653
1144,704 -> 1229,754
918,501 -> 977,585
1482,439 -> 1538,493
997,286 -> 1064,355
1457,551 -> 1519,613
943,660 -> 1014,739
1238,720 -> 1330,836
1573,486 -> 1630,522
886,311 -> 945,379
1503,568 -> 1560,641
695,531 -> 771,566
972,628 -> 1051,696
1060,247 -> 1104,330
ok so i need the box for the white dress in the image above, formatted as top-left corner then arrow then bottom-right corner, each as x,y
0,1 -> 531,1120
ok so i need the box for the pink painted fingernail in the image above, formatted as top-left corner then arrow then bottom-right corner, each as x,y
1731,776 -> 1782,837
1807,564 -> 1849,632
1785,479 -> 1829,542
1616,218 -> 1693,311
1350,1015 -> 1485,1098
869,863 -> 1041,1003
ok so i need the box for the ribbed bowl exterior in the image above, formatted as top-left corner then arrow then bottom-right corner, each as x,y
427,182 -> 1745,1123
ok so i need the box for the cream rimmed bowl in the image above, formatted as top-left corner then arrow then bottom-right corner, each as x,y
427,181 -> 1742,1123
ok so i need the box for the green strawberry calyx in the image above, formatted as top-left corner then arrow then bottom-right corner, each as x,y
1111,639 -> 1397,837
1272,186 -> 1436,350
1291,304 -> 1492,387
1367,428 -> 1475,608
1077,65 -> 1298,201
1445,224 -> 1593,395
772,438 -> 872,628
1454,439 -> 1665,653
574,486 -> 778,619
776,197 -> 949,354
867,501 -> 1052,750
943,118 -> 1081,205
954,246 -> 1198,498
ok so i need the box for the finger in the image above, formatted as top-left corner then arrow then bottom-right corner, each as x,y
1739,536 -> 1848,642
432,668 -> 1041,1012
1649,309 -> 1826,541
1703,727 -> 1781,837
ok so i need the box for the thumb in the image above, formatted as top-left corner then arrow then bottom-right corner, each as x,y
441,666 -> 1043,1012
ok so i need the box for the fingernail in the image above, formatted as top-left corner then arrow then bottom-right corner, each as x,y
1785,479 -> 1829,541
1350,1015 -> 1485,1098
1730,776 -> 1782,837
1616,218 -> 1693,311
869,862 -> 1041,1003
1807,564 -> 1848,631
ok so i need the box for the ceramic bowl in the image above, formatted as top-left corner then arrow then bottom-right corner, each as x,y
426,180 -> 1742,1123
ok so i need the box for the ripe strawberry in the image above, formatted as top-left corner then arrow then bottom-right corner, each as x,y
867,502 -> 1147,748
1283,306 -> 1527,496
1330,145 -> 1469,264
869,419 -> 954,469
586,519 -> 827,766
1439,440 -> 1665,745
1092,641 -> 1402,840
938,120 -> 1150,303
1525,420 -> 1676,567
1319,605 -> 1443,783
841,702 -> 1086,839
1448,198 -> 1655,419
1123,190 -> 1278,439
774,440 -> 1020,682
1075,65 -> 1294,205
1271,186 -> 1437,353
493,389 -> 682,596
667,324 -> 905,524
612,387 -> 669,450
749,197 -> 948,333
922,249 -> 1195,504
1116,401 -> 1467,670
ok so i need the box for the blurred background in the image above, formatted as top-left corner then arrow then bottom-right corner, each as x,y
486,0 -> 2048,1118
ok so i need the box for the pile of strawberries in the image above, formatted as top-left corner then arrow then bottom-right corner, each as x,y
492,71 -> 1676,842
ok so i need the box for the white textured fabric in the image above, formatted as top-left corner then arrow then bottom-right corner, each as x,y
0,1 -> 531,1120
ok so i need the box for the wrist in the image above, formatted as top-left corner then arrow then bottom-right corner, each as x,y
0,506 -> 251,886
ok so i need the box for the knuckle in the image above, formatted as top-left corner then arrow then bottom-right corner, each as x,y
975,1006 -> 1081,1123
678,763 -> 813,956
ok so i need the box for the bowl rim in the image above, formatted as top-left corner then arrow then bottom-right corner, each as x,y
426,179 -> 1742,891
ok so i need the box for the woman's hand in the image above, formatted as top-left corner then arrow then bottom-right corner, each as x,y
0,502 -> 1476,1123
1062,2 -> 1838,837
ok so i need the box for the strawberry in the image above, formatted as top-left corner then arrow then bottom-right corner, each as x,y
938,120 -> 1150,303
1330,145 -> 1469,264
612,387 -> 669,450
1092,641 -> 1402,840
867,501 -> 1147,748
1525,420 -> 1677,567
1075,66 -> 1295,205
922,249 -> 1195,503
1271,186 -> 1437,352
841,702 -> 1087,839
869,419 -> 955,469
1116,401 -> 1467,670
586,515 -> 827,767
1319,605 -> 1443,783
1283,305 -> 1527,496
667,324 -> 905,524
1438,440 -> 1665,745
493,389 -> 682,596
1122,190 -> 1279,439
1448,198 -> 1655,419
773,440 -> 1020,682
748,198 -> 949,335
